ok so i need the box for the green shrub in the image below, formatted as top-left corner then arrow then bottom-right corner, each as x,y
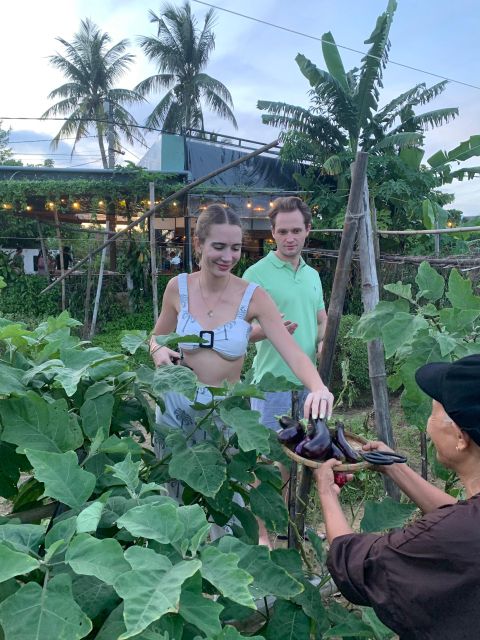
331,314 -> 371,406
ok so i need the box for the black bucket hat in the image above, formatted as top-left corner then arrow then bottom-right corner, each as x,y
415,354 -> 480,446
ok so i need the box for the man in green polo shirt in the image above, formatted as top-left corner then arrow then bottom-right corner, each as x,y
243,196 -> 328,430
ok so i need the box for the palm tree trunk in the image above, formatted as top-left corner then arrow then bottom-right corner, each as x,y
97,128 -> 108,169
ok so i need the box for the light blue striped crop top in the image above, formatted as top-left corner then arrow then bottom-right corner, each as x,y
175,273 -> 258,361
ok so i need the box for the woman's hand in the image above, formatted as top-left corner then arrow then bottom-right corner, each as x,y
304,386 -> 334,420
314,459 -> 353,496
151,345 -> 180,367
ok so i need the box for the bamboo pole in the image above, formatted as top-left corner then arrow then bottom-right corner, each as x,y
149,182 -> 159,323
357,179 -> 400,501
41,138 -> 280,294
294,151 -> 369,541
287,391 -> 300,549
89,221 -> 109,340
82,241 -> 94,340
53,208 -> 66,311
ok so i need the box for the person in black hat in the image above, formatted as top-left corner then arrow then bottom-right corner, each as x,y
314,354 -> 480,640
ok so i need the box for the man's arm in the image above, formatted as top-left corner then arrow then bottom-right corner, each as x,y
317,308 -> 327,356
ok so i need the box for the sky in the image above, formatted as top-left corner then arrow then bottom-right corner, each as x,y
2,0 -> 480,215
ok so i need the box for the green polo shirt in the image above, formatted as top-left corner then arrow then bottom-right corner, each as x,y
243,251 -> 325,385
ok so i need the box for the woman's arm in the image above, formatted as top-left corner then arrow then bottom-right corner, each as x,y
150,277 -> 181,366
250,287 -> 333,419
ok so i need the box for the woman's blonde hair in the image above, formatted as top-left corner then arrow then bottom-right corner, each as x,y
195,204 -> 242,245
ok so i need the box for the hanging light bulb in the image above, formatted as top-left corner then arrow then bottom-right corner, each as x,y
246,198 -> 252,209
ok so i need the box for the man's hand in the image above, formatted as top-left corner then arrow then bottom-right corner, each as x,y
314,459 -> 353,497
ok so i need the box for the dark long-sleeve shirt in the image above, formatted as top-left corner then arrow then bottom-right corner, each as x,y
327,494 -> 480,640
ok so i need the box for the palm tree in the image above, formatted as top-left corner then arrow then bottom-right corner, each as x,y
258,0 -> 458,172
42,19 -> 145,168
136,2 -> 237,134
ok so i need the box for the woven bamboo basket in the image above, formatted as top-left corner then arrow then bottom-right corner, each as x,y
282,430 -> 373,472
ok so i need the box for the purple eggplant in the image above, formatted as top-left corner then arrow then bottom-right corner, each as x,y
333,422 -> 362,463
278,415 -> 301,430
277,424 -> 304,447
331,441 -> 346,462
299,418 -> 333,460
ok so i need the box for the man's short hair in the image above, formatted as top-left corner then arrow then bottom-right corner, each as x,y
268,196 -> 312,228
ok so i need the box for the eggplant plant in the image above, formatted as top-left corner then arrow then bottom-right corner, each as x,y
0,312 -> 395,639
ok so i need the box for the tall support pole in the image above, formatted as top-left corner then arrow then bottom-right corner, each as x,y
53,208 -> 66,311
357,179 -> 400,501
287,391 -> 300,549
89,221 -> 109,340
294,152 -> 369,542
106,100 -> 117,270
149,182 -> 159,323
36,219 -> 50,280
82,236 -> 94,340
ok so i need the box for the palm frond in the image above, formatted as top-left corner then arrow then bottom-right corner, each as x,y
371,131 -> 423,151
389,108 -> 458,134
355,0 -> 397,140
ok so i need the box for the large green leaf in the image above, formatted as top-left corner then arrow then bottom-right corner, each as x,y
381,313 -> 429,359
238,545 -> 303,599
446,268 -> 480,310
25,449 -> 96,509
80,393 -> 115,441
0,524 -> 45,554
321,32 -> 349,93
383,282 -> 413,302
113,559 -> 201,639
106,454 -> 141,495
177,504 -> 211,556
65,533 -> 130,585
124,546 -> 172,573
76,498 -> 107,534
0,543 -> 39,583
116,503 -> 184,544
219,406 -> 270,454
0,392 -> 83,454
265,600 -> 310,640
0,362 -> 24,396
217,537 -> 302,599
179,589 -> 223,637
249,482 -> 288,534
0,573 -> 92,640
167,432 -> 226,498
439,308 -> 480,335
361,497 -> 418,532
361,607 -> 395,639
71,575 -> 119,621
200,546 -> 254,608
415,261 -> 445,302
152,364 -> 198,400
120,331 -> 148,355
293,580 -> 328,631
350,300 -> 409,341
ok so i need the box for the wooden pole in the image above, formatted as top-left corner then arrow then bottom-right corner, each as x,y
149,182 -> 159,323
41,138 -> 280,294
357,179 -> 400,501
89,221 -> 109,340
35,219 -> 50,280
287,391 -> 300,549
82,240 -> 94,340
294,151 -> 369,541
53,208 -> 66,311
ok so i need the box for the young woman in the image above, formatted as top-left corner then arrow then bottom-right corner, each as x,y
150,204 -> 333,427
